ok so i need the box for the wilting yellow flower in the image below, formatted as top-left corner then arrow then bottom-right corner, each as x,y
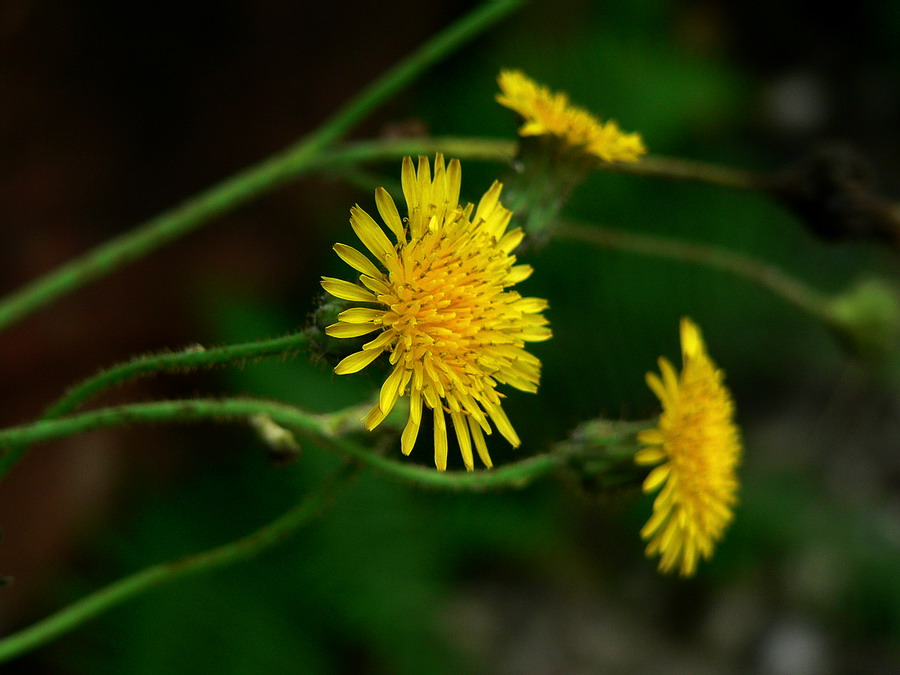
496,69 -> 646,162
321,155 -> 551,471
635,318 -> 741,576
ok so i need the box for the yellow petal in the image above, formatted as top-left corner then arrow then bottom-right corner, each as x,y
516,297 -> 548,314
432,153 -> 446,203
506,264 -> 533,284
502,372 -> 538,394
321,277 -> 376,303
416,155 -> 432,208
333,243 -> 382,279
640,503 -> 671,539
498,228 -> 524,254
468,416 -> 492,468
450,410 -> 474,471
659,357 -> 679,396
433,406 -> 448,471
519,121 -> 547,136
658,517 -> 683,560
350,206 -> 394,262
422,384 -> 441,411
634,446 -> 665,465
484,401 -> 520,448
680,317 -> 703,361
325,322 -> 379,338
359,274 -> 391,296
521,326 -> 552,342
474,180 -> 502,225
483,206 -> 512,239
401,390 -> 422,456
645,372 -> 668,405
375,187 -> 405,244
460,395 -> 491,434
337,307 -> 384,324
401,156 -> 418,213
364,403 -> 387,431
636,429 -> 665,446
363,330 -> 395,351
643,464 -> 671,493
446,158 -> 461,210
379,364 -> 406,414
680,543 -> 699,578
333,348 -> 383,375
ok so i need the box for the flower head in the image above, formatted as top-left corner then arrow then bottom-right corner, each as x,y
635,318 -> 741,576
321,155 -> 551,471
496,69 -> 646,163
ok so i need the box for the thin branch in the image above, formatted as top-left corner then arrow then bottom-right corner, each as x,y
310,137 -> 516,170
0,331 -> 311,481
0,2 -> 523,333
47,332 -> 311,418
0,397 -> 570,491
594,155 -> 767,191
556,220 -> 832,319
0,399 -> 647,664
0,463 -> 357,665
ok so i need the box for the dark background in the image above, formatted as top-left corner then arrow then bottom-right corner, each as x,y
1,1 -> 898,673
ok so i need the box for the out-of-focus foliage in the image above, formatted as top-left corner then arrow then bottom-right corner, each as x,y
29,1 -> 899,673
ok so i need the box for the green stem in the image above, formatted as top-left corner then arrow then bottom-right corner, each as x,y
557,220 -> 832,319
0,406 -> 640,665
314,137 -> 517,169
48,332 -> 311,418
307,1 -> 523,148
595,155 -> 766,191
0,397 -> 568,491
0,2 -> 523,333
0,332 -> 311,481
301,137 -> 516,198
319,142 -> 762,191
0,464 -> 357,665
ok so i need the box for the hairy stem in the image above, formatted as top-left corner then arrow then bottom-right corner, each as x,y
47,333 -> 311,418
0,397 -> 569,490
0,464 -> 357,665
0,395 -> 645,663
0,332 -> 311,481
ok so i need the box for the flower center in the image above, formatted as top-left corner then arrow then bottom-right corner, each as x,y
662,376 -> 737,529
379,223 -> 511,398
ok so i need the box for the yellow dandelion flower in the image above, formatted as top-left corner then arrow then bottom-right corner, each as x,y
321,155 -> 551,471
496,69 -> 647,163
635,318 -> 741,577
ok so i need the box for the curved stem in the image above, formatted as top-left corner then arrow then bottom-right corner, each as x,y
0,463 -> 357,665
0,404 -> 641,664
595,155 -> 767,191
313,137 -> 517,169
322,142 -> 763,191
0,134 -> 768,335
298,1 -> 522,150
0,2 -> 523,333
0,398 -> 568,491
0,332 -> 311,481
557,220 -> 832,319
47,332 -> 311,419
0,399 -> 644,663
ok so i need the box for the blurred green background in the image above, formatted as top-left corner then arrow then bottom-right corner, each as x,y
1,1 -> 898,673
